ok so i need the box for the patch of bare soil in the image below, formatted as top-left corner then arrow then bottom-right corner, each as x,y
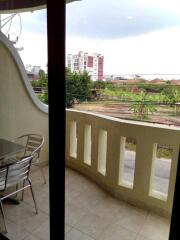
73,103 -> 180,127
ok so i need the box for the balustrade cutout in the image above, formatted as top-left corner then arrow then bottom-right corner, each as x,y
97,130 -> 107,176
149,143 -> 172,201
119,137 -> 137,188
84,124 -> 92,165
69,121 -> 77,158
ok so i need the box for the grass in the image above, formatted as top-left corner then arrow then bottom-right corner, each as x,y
125,142 -> 173,158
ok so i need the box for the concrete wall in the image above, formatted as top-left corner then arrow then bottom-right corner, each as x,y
0,32 -> 48,163
66,109 -> 180,217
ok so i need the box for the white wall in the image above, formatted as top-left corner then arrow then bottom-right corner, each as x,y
0,32 -> 48,163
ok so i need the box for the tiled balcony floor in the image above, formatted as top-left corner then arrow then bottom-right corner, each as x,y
65,167 -> 171,240
2,165 -> 49,240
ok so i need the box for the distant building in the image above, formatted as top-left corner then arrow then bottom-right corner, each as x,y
67,51 -> 104,81
25,65 -> 42,81
26,65 -> 41,75
113,76 -> 128,81
103,75 -> 113,82
169,80 -> 180,85
150,78 -> 165,84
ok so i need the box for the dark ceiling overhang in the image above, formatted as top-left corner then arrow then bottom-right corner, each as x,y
0,0 -> 46,13
0,0 -> 80,13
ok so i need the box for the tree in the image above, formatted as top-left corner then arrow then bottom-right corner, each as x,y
39,71 -> 48,104
91,81 -> 106,89
39,69 -> 46,79
66,68 -> 91,107
129,91 -> 157,119
163,87 -> 180,105
30,69 -> 48,104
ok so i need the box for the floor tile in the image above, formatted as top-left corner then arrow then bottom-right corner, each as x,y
1,166 -> 171,240
65,228 -> 95,240
135,235 -> 151,240
98,223 -> 137,240
65,185 -> 82,202
65,167 -> 171,240
88,195 -> 124,220
71,188 -> 108,211
4,201 -> 49,233
23,234 -> 41,240
75,212 -> 111,239
65,202 -> 87,226
0,165 -> 49,240
2,219 -> 29,240
111,203 -> 148,234
139,213 -> 170,240
65,224 -> 72,234
32,219 -> 49,240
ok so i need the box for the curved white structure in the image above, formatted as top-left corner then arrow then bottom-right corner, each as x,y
0,32 -> 48,163
66,109 -> 180,217
0,32 -> 48,114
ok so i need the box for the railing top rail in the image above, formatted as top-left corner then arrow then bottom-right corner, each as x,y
66,109 -> 180,131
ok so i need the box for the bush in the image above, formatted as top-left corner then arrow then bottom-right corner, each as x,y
129,91 -> 157,119
66,69 -> 92,107
30,69 -> 48,105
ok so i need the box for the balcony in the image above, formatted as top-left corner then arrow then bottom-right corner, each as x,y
0,2 -> 180,237
66,109 -> 180,235
65,167 -> 170,240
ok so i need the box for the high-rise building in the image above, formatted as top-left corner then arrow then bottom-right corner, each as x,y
67,51 -> 104,81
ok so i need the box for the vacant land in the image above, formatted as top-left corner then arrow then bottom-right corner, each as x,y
73,102 -> 180,126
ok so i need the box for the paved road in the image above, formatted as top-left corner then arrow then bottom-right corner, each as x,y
123,150 -> 171,193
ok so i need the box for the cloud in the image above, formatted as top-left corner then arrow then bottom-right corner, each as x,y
1,9 -> 47,38
1,9 -> 47,69
66,27 -> 180,75
66,0 -> 180,39
18,31 -> 47,68
20,9 -> 47,35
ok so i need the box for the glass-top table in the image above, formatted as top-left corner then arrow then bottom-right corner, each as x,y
0,139 -> 26,167
0,139 -> 26,204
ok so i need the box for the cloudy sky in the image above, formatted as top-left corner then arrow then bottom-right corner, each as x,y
1,9 -> 47,71
1,1 -> 180,78
66,0 -> 180,77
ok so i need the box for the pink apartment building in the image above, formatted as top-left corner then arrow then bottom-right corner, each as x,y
67,51 -> 104,81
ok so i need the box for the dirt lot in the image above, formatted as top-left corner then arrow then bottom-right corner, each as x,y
73,102 -> 180,127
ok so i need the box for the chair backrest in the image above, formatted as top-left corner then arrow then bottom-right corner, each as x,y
25,134 -> 44,158
15,134 -> 44,158
0,155 -> 33,191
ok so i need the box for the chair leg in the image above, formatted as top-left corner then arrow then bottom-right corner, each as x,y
0,200 -> 7,233
14,184 -> 19,199
28,179 -> 38,214
38,165 -> 46,184
21,179 -> 26,201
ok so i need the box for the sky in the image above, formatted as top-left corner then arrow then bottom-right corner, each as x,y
66,0 -> 180,78
1,1 -> 180,78
1,9 -> 47,71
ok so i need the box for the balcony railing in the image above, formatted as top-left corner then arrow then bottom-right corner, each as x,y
66,109 -> 180,217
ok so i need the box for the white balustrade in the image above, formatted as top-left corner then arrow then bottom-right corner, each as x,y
66,109 -> 180,217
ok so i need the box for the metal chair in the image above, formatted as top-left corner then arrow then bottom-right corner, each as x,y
0,155 -> 38,233
14,134 -> 46,184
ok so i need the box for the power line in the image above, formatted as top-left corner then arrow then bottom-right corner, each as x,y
1,14 -> 14,22
17,13 -> 22,40
4,17 -> 12,35
1,13 -> 16,29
